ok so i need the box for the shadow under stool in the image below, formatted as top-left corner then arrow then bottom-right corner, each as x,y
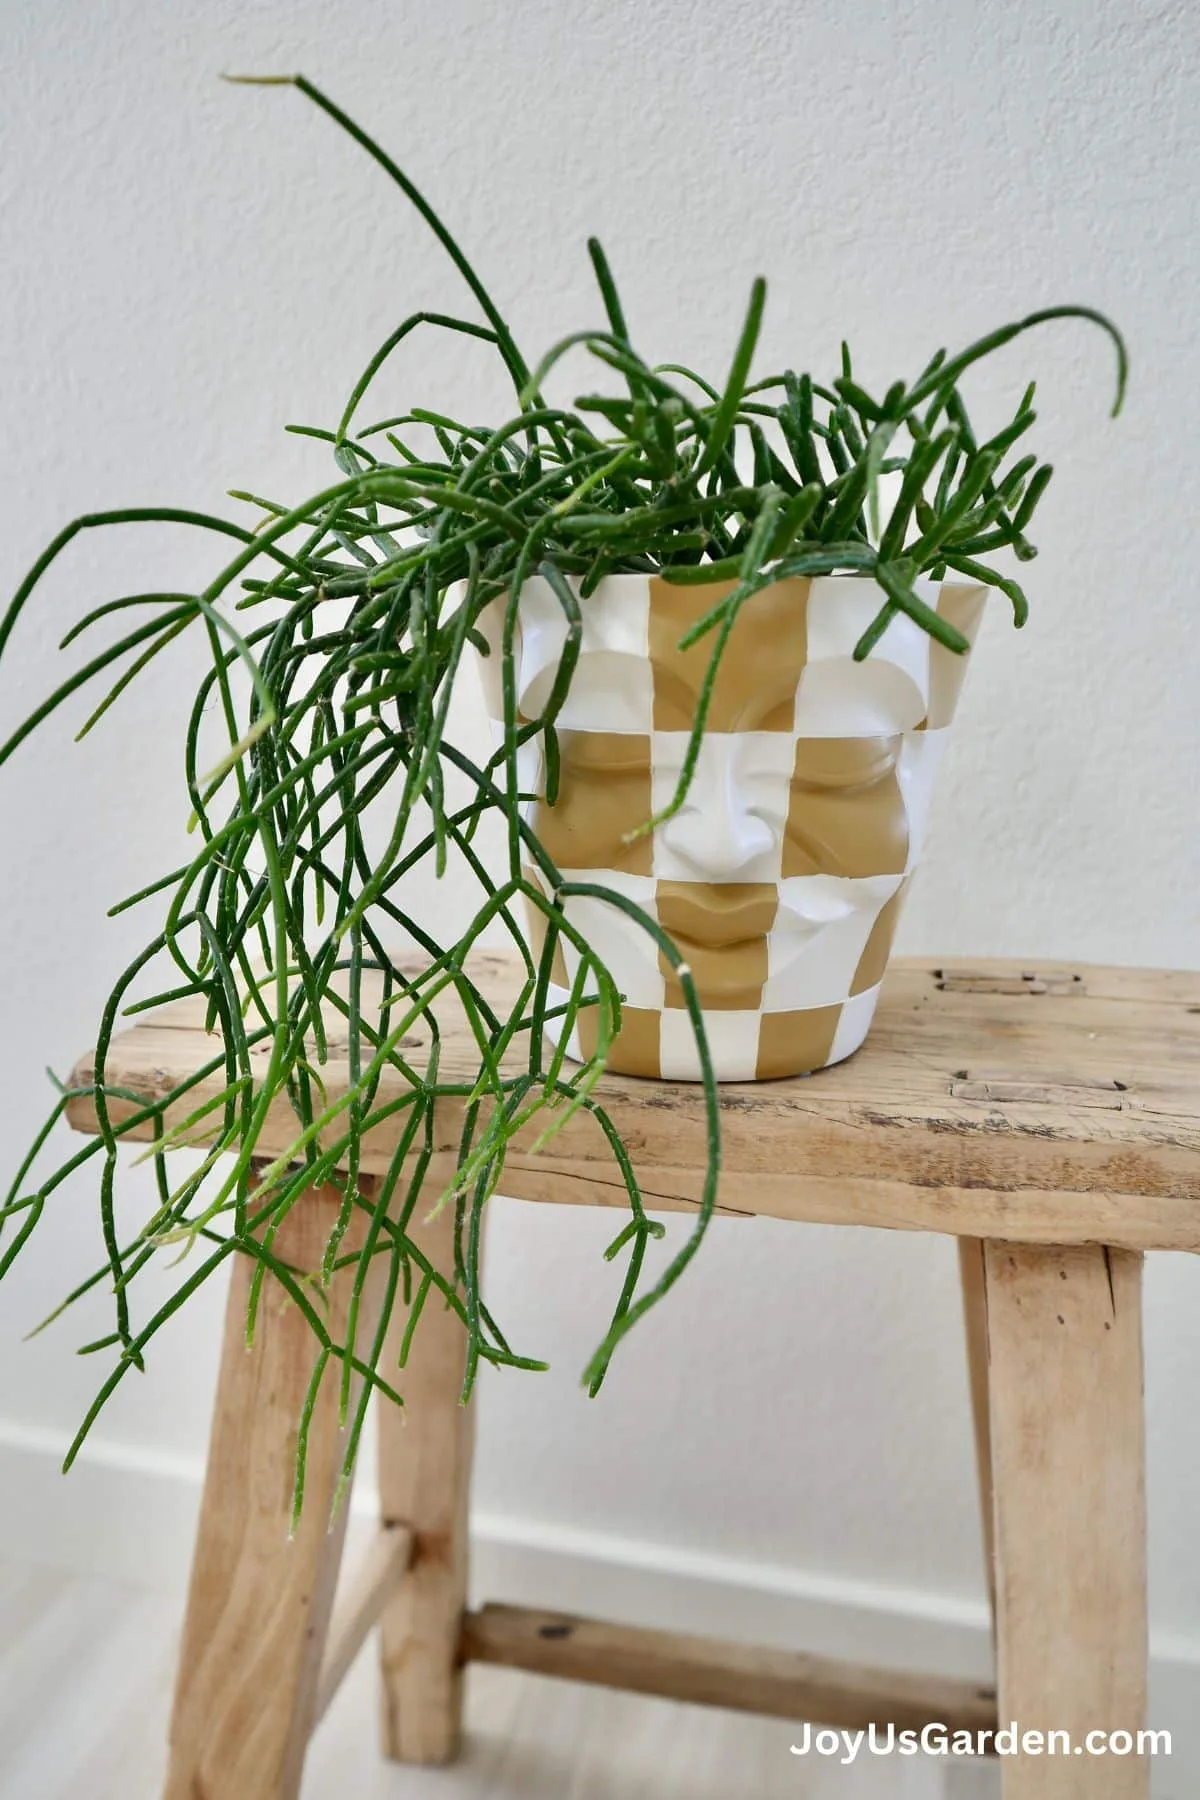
66,954 -> 1199,1800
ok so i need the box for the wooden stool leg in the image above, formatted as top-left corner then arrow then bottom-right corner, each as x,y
378,1195 -> 475,1764
958,1236 -> 997,1628
983,1241 -> 1148,1799
164,1181 -> 384,1800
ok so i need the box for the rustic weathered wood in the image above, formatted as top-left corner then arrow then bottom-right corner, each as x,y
460,1603 -> 999,1735
958,1237 -> 997,1629
377,1194 -> 476,1765
164,1181 -> 386,1800
65,955 -> 1200,1249
418,1151 -> 1200,1251
314,1524 -> 413,1723
984,1241 -> 1148,1800
60,954 -> 1172,1787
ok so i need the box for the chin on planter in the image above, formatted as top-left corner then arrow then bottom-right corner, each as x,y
478,571 -> 986,1082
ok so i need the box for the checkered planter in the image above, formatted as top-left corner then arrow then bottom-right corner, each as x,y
477,572 -> 986,1081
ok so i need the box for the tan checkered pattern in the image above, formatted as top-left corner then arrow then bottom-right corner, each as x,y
478,572 -> 985,1081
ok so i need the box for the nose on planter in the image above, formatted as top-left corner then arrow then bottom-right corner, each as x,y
475,570 -> 986,1083
656,739 -> 779,881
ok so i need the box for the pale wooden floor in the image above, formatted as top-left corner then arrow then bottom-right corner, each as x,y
0,1557 -> 999,1800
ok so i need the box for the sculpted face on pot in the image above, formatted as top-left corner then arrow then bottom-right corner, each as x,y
478,573 -> 985,1080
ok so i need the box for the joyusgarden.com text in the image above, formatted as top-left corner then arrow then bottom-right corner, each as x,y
790,1722 -> 1171,1765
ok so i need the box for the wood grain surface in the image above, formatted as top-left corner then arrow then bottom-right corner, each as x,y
64,954 -> 1200,1248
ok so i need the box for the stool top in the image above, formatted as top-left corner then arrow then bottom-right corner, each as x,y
66,956 -> 1200,1252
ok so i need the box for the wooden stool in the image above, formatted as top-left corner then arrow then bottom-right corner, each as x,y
66,955 -> 1200,1799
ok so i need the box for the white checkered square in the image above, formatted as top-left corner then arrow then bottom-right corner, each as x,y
897,727 -> 949,872
764,874 -> 904,1012
520,572 -> 653,731
794,576 -> 935,736
650,732 -> 793,885
660,1007 -> 761,1081
829,982 -> 884,1063
552,869 -> 664,1011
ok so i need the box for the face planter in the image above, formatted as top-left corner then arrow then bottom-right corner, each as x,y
479,573 -> 985,1081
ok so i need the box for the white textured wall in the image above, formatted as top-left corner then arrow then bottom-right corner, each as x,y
2,0 -> 1200,1668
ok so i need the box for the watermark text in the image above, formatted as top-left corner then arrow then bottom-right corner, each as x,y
790,1722 -> 1171,1765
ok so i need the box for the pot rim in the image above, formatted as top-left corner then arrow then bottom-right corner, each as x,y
456,568 -> 989,601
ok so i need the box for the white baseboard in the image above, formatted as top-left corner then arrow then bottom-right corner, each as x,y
0,1418 -> 989,1667
1,1420 -> 1195,1788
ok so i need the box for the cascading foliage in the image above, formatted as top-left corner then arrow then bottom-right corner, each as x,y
0,76 -> 1125,1512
